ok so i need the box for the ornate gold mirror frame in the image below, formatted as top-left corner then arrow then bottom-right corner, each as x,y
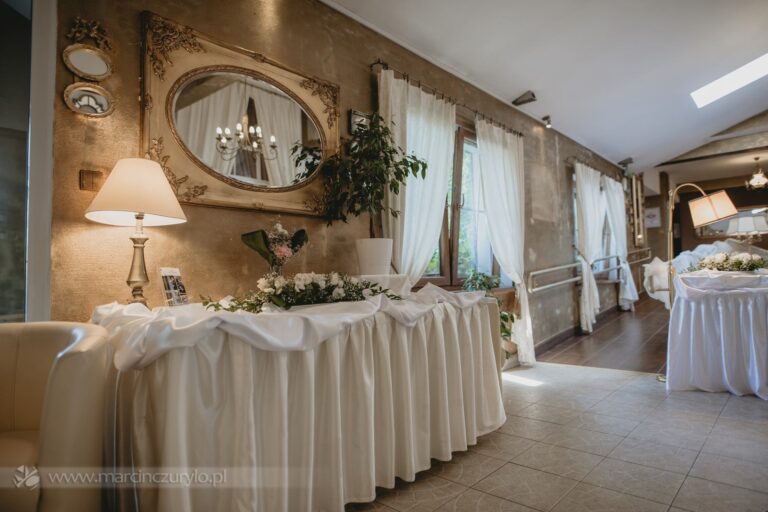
140,12 -> 340,214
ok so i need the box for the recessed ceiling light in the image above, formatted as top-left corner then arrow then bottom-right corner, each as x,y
690,51 -> 768,108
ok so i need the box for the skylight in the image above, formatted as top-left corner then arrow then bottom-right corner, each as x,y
690,52 -> 768,108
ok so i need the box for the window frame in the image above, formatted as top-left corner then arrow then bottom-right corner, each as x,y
417,121 -> 499,288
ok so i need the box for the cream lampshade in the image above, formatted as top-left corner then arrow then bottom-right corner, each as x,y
85,158 -> 187,304
687,190 -> 738,228
727,214 -> 768,235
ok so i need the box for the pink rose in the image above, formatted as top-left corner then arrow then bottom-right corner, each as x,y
274,245 -> 293,258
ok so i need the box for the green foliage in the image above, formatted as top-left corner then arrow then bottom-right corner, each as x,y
241,230 -> 273,266
313,113 -> 428,225
462,269 -> 515,343
291,144 -> 323,184
241,223 -> 308,271
202,272 -> 401,313
692,252 -> 767,272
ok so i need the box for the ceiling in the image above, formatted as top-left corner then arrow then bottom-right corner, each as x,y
321,0 -> 768,177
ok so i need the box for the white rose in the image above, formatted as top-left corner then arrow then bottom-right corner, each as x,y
737,253 -> 751,263
257,277 -> 271,291
274,276 -> 287,291
714,253 -> 727,264
332,287 -> 345,299
263,287 -> 275,294
752,254 -> 762,261
362,288 -> 373,298
329,272 -> 340,286
350,277 -> 360,285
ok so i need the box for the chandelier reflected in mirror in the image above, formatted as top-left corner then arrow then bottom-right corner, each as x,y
746,156 -> 767,190
215,119 -> 278,162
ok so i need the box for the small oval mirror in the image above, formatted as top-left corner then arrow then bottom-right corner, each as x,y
63,44 -> 112,81
63,83 -> 115,117
171,70 -> 324,190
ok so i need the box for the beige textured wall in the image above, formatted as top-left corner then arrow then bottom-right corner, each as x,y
52,0 -> 622,344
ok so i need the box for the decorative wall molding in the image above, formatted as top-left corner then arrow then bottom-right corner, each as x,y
300,78 -> 340,128
66,17 -> 112,51
145,15 -> 204,81
146,137 -> 207,201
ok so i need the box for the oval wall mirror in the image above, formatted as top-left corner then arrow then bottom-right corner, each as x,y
171,70 -> 324,190
63,82 -> 115,117
62,44 -> 112,81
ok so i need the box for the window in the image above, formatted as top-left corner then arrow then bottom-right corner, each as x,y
572,175 -> 616,278
423,124 -> 498,287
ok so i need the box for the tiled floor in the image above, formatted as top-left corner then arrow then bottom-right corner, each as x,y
348,363 -> 768,512
538,295 -> 670,374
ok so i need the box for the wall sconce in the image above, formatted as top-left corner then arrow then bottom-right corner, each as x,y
542,115 -> 552,128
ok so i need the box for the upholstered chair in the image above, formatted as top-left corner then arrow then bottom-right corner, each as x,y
0,322 -> 113,512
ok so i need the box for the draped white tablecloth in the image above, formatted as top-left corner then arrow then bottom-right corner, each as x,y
667,270 -> 768,399
94,286 -> 506,512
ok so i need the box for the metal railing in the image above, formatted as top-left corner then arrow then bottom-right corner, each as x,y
528,247 -> 654,294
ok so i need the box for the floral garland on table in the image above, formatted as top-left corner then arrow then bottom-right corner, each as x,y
690,252 -> 768,272
203,272 -> 401,313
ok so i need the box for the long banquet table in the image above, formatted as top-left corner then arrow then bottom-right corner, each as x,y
667,270 -> 768,399
94,285 -> 506,512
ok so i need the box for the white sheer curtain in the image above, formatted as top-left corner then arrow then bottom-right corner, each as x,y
378,69 -> 455,282
175,82 -> 246,177
476,118 -> 535,365
602,176 -> 639,310
574,162 -> 606,332
249,86 -> 303,187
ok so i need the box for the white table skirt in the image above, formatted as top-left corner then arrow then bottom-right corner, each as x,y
667,270 -> 768,399
105,298 -> 505,512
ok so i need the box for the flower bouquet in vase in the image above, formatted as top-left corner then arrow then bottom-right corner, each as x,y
241,222 -> 308,275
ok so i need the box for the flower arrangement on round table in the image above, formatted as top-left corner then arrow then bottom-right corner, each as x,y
203,272 -> 400,313
691,252 -> 767,272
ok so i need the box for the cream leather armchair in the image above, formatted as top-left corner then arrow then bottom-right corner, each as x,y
0,322 -> 113,512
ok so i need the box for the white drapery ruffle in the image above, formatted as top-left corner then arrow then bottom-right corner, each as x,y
667,270 -> 768,399
574,162 -> 606,332
378,69 -> 455,281
602,175 -> 638,310
106,298 -> 505,511
475,118 -> 535,365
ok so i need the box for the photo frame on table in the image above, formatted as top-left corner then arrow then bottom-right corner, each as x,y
160,267 -> 189,306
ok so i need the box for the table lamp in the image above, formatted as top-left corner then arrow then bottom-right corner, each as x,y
85,158 -> 187,304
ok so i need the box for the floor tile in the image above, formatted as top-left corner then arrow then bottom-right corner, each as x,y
512,442 -> 603,480
470,432 -> 535,461
667,390 -> 729,407
376,474 -> 467,512
550,483 -> 666,512
710,417 -> 768,444
512,403 -> 580,425
435,489 -> 537,512
541,426 -> 623,456
503,397 -> 534,414
672,476 -> 768,512
567,411 -> 640,436
428,451 -> 506,486
608,437 -> 698,474
587,399 -> 658,421
474,463 -> 578,511
583,458 -> 685,505
628,420 -> 708,451
347,501 -> 397,511
702,432 -> 768,465
607,389 -> 668,407
689,452 -> 768,494
498,416 -> 564,441
720,396 -> 768,423
654,396 -> 725,418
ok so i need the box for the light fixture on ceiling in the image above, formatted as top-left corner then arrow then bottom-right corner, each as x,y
746,156 -> 768,190
618,157 -> 634,168
542,115 -> 552,128
690,51 -> 768,108
512,90 -> 536,106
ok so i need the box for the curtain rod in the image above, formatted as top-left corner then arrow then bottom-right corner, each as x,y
370,58 -> 524,138
565,157 -> 625,182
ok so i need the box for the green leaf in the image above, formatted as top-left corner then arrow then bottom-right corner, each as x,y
291,229 -> 309,251
241,230 -> 275,266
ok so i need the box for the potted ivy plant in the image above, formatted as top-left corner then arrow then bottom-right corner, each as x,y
304,113 -> 427,274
